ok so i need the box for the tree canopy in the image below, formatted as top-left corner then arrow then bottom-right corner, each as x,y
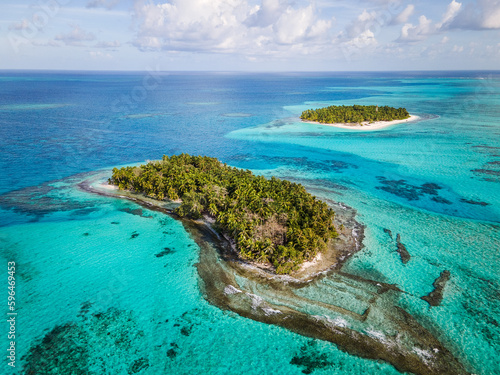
300,105 -> 410,124
110,154 -> 337,274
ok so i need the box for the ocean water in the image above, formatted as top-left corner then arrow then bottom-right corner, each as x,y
0,71 -> 499,374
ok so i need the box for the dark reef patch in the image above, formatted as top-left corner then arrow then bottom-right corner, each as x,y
471,169 -> 500,176
23,307 -> 147,374
156,247 -> 174,257
376,177 -> 451,203
119,207 -> 153,218
78,301 -> 93,318
460,198 -> 489,206
180,325 -> 192,336
0,181 -> 97,219
471,145 -> 500,150
128,357 -> 149,374
228,154 -> 358,174
22,323 -> 90,374
431,196 -> 452,204
383,228 -> 393,239
396,234 -> 411,264
290,340 -> 333,374
167,343 -> 179,359
130,231 -> 139,239
421,271 -> 451,307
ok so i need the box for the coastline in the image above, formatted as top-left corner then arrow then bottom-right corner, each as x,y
302,114 -> 420,130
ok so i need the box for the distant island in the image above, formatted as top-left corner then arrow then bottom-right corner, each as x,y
301,105 -> 410,124
110,154 -> 337,274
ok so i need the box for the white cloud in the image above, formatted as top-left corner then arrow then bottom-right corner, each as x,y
89,51 -> 113,58
451,0 -> 500,29
87,0 -> 121,9
347,29 -> 377,47
452,44 -> 464,52
436,0 -> 462,29
344,9 -> 378,39
399,15 -> 434,42
392,4 -> 415,25
132,0 -> 334,55
398,1 -> 462,42
245,0 -> 283,28
482,3 -> 500,28
55,25 -> 96,46
94,40 -> 121,48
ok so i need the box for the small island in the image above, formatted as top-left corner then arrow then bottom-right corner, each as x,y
110,154 -> 337,274
76,157 -> 467,375
301,104 -> 417,130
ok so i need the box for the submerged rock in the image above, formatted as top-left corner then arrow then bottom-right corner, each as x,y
128,357 -> 149,374
421,270 -> 451,307
396,234 -> 411,264
155,247 -> 174,257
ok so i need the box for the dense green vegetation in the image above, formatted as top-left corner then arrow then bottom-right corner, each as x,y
300,105 -> 410,124
110,154 -> 337,274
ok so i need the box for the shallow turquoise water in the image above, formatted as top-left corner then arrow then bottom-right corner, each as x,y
0,71 -> 499,374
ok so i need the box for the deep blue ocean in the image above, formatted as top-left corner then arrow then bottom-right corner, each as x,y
0,71 -> 499,374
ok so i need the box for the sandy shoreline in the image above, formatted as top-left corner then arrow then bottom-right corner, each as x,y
303,114 -> 420,131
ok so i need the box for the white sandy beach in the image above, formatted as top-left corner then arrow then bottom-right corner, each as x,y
304,115 -> 420,130
97,182 -> 118,190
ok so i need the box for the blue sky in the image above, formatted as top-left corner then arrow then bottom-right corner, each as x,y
1,0 -> 499,71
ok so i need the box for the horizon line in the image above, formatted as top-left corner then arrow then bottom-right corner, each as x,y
1,68 -> 500,74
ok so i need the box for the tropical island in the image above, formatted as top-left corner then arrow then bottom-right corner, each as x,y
300,104 -> 417,130
110,154 -> 337,274
75,155 -> 468,375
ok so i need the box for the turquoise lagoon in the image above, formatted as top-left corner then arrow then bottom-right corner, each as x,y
0,72 -> 499,374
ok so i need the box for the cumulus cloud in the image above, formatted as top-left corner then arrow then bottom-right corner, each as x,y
344,9 -> 378,39
55,25 -> 96,46
451,0 -> 500,29
337,8 -> 382,60
436,0 -> 462,28
399,15 -> 434,42
398,0 -> 500,43
132,0 -> 334,55
245,0 -> 284,28
398,1 -> 462,42
391,4 -> 415,25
